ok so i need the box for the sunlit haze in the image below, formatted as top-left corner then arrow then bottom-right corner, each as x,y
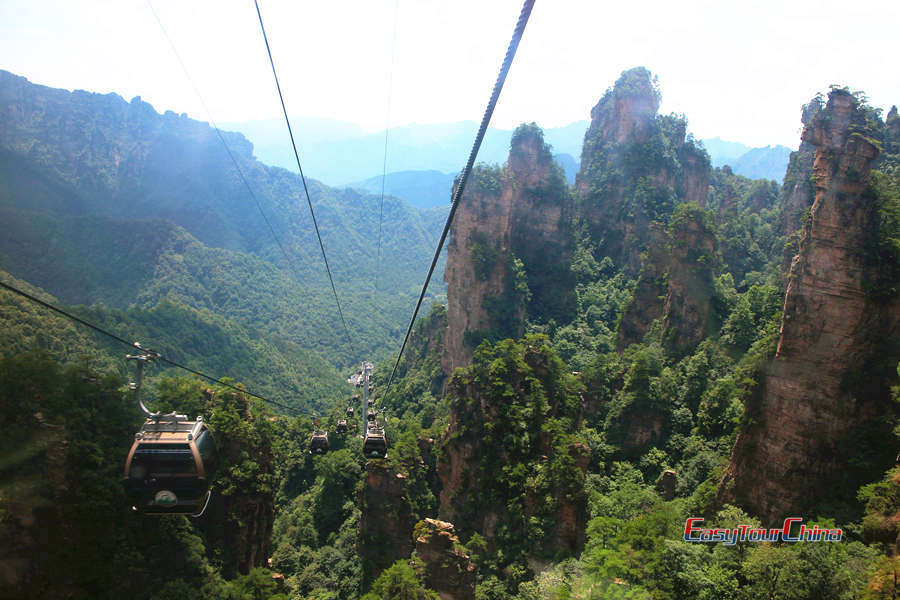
2,0 -> 898,149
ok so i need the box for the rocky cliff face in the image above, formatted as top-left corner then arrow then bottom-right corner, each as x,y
617,206 -> 718,356
660,209 -> 719,355
202,390 -> 276,577
616,225 -> 667,347
211,498 -> 274,575
412,519 -> 476,600
885,106 -> 900,171
887,106 -> 900,140
721,89 -> 900,521
358,460 -> 415,584
437,336 -> 587,557
714,166 -> 739,223
442,124 -> 571,375
778,96 -> 824,273
575,67 -> 711,274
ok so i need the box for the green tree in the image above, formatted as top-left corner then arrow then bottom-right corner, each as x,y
362,561 -> 437,600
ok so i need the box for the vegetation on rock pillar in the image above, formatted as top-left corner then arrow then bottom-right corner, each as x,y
438,335 -> 587,585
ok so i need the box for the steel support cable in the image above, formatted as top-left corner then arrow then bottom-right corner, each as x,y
145,0 -> 307,310
0,279 -> 300,414
374,0 -> 400,311
384,0 -> 536,394
253,0 -> 357,360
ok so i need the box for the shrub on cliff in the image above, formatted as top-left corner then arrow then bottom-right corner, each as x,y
441,335 -> 585,567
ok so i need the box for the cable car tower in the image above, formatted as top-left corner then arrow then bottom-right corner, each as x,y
358,361 -> 373,433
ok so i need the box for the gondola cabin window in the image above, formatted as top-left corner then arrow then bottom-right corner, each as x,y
131,444 -> 198,476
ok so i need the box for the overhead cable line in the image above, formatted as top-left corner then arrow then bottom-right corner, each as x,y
0,279 -> 299,414
374,0 -> 400,310
253,0 -> 357,360
384,0 -> 536,394
145,0 -> 308,298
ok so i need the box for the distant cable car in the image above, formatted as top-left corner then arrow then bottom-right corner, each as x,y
346,406 -> 355,417
363,426 -> 387,458
124,414 -> 218,516
367,410 -> 377,423
367,398 -> 375,407
310,430 -> 330,454
336,419 -> 348,434
368,384 -> 374,393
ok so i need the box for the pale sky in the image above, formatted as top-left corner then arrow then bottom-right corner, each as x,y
1,0 -> 898,149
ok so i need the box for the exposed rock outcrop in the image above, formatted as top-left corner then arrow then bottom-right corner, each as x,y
660,209 -> 719,355
616,225 -> 667,346
442,124 -> 571,375
715,167 -> 739,223
554,442 -> 590,553
887,106 -> 900,140
617,205 -> 718,356
575,67 -> 711,275
660,469 -> 677,501
779,96 -> 824,274
358,460 -> 415,584
412,519 -> 475,600
721,89 -> 900,521
221,499 -> 275,575
201,390 -> 276,577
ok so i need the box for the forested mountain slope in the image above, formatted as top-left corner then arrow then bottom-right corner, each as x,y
0,69 -> 448,372
0,270 -> 347,410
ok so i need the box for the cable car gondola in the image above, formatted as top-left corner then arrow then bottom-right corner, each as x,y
310,430 -> 330,454
124,414 -> 218,516
336,419 -> 348,434
363,426 -> 387,458
367,410 -> 377,423
123,350 -> 217,517
346,405 -> 355,417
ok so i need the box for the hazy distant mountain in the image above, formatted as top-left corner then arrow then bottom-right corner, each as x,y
347,151 -> 577,209
221,116 -> 366,145
700,137 -> 752,164
227,119 -> 792,185
553,153 -> 578,184
730,145 -> 794,181
700,136 -> 793,182
223,118 -> 590,186
346,170 -> 455,209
